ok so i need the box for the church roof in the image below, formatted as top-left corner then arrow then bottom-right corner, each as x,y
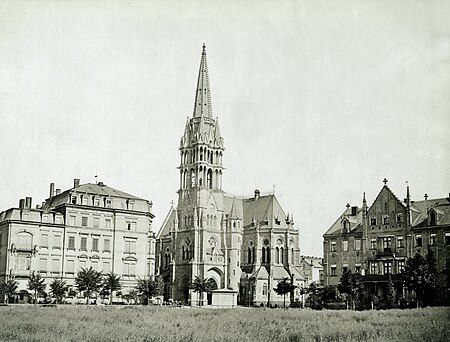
249,266 -> 269,280
193,44 -> 212,118
242,193 -> 290,229
156,206 -> 176,239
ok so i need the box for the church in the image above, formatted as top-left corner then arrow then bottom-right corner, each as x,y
155,45 -> 305,307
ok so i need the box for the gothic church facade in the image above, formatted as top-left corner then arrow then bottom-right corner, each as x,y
156,45 -> 305,307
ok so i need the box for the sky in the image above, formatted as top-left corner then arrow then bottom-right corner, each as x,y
1,1 -> 449,257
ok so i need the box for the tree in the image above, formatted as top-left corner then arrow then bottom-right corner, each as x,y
189,276 -> 216,306
338,270 -> 365,310
273,277 -> 297,309
136,277 -> 163,305
27,272 -> 46,305
385,274 -> 397,309
306,282 -> 323,310
75,267 -> 103,304
50,279 -> 68,304
103,272 -> 122,305
0,278 -> 19,304
403,248 -> 437,306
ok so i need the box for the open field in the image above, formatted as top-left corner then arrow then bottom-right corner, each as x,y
0,306 -> 448,342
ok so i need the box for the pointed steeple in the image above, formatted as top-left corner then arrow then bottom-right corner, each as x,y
193,44 -> 212,118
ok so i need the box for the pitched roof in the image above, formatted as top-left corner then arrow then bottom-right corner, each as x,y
249,266 -> 269,280
72,183 -> 143,200
156,207 -> 176,239
242,194 -> 290,229
324,206 -> 362,236
411,197 -> 450,227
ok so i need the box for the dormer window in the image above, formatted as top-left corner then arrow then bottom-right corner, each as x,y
429,211 -> 436,226
396,213 -> 403,223
383,215 -> 389,225
343,221 -> 349,233
371,217 -> 377,225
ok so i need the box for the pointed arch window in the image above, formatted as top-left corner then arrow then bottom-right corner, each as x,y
276,247 -> 280,264
207,169 -> 213,189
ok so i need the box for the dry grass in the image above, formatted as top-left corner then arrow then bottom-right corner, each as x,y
0,305 -> 448,342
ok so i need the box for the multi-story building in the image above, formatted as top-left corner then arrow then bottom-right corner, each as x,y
300,256 -> 323,286
156,45 -> 305,307
323,180 -> 450,303
0,179 -> 155,303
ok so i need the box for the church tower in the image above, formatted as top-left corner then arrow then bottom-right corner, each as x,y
171,44 -> 227,305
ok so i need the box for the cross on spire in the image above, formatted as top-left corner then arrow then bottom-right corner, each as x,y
170,200 -> 175,207
424,193 -> 428,201
383,178 -> 388,185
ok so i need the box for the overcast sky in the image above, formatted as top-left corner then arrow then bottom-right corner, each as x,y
1,1 -> 449,257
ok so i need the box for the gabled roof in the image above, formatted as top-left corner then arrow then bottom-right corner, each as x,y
367,185 -> 405,215
242,194 -> 290,229
324,206 -> 362,236
271,265 -> 291,280
249,266 -> 269,280
411,197 -> 450,227
156,207 -> 176,239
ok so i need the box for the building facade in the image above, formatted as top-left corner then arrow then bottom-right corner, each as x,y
323,180 -> 450,303
155,45 -> 305,307
0,179 -> 155,303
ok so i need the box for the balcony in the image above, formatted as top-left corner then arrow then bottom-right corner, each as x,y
11,244 -> 38,254
11,269 -> 32,277
377,248 -> 394,257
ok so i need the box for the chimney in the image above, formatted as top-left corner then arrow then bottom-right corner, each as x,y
49,183 -> 55,198
351,206 -> 357,216
19,199 -> 25,209
74,178 -> 80,188
25,197 -> 32,209
254,189 -> 260,200
55,189 -> 61,195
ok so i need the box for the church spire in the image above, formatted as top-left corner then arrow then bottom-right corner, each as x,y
193,44 -> 212,118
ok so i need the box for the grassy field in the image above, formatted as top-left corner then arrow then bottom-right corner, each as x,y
0,305 -> 448,342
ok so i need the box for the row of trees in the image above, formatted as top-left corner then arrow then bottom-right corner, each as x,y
0,267 -> 164,305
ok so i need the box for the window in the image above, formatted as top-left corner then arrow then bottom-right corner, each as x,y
54,235 -> 62,249
342,266 -> 348,274
330,241 -> 336,252
128,202 -> 134,211
52,259 -> 60,274
105,219 -> 111,229
370,262 -> 377,275
104,238 -> 111,252
71,196 -> 77,204
69,216 -> 76,226
82,217 -> 88,227
106,200 -> 112,208
18,233 -> 32,248
80,237 -> 87,251
331,265 -> 337,276
397,236 -> 405,248
354,239 -> 361,251
94,198 -> 100,207
67,260 -> 75,274
132,222 -> 137,231
92,237 -> 99,252
371,217 -> 377,225
68,236 -> 75,250
396,213 -> 403,223
262,283 -> 267,296
103,261 -> 111,273
446,232 -> 450,246
123,263 -> 136,277
383,237 -> 391,250
91,260 -> 98,271
383,261 -> 392,275
398,260 -> 405,273
383,215 -> 389,225
370,238 -> 376,249
343,240 -> 348,252
15,256 -> 31,271
93,218 -> 99,228
125,240 -> 137,254
355,265 -> 361,274
127,222 -> 131,231
415,234 -> 422,247
79,259 -> 87,269
82,197 -> 88,205
41,234 -> 48,248
39,258 -> 47,272
430,233 -> 437,246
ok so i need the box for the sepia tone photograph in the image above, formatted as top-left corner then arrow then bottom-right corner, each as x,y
0,1 -> 449,341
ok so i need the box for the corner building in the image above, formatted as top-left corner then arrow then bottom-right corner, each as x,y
156,45 -> 304,307
0,180 -> 155,303
323,180 -> 450,304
